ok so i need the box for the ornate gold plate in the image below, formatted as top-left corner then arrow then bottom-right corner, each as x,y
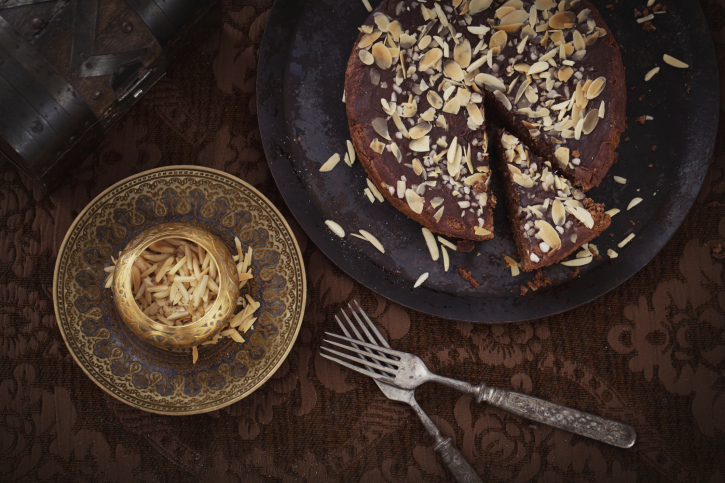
53,166 -> 306,415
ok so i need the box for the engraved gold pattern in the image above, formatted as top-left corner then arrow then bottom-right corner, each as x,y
53,167 -> 306,415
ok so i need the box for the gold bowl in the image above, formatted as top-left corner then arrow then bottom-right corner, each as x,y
112,222 -> 240,350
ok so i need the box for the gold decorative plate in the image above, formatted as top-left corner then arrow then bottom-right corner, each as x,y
53,166 -> 306,415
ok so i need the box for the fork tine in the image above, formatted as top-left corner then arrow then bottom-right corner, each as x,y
347,302 -> 383,348
323,339 -> 399,367
325,332 -> 402,357
320,352 -> 395,383
320,346 -> 396,377
337,310 -> 396,372
352,300 -> 391,349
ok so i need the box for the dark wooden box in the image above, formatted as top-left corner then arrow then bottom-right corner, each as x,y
0,0 -> 219,190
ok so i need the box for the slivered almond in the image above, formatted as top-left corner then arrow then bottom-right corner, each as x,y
474,226 -> 491,237
613,176 -> 627,184
441,246 -> 450,271
607,249 -> 619,259
645,66 -> 660,81
618,233 -> 635,248
663,54 -> 689,69
422,228 -> 439,261
413,272 -> 429,288
325,220 -> 345,238
627,197 -> 643,210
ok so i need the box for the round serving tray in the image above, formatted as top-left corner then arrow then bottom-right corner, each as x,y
257,0 -> 718,323
53,166 -> 306,414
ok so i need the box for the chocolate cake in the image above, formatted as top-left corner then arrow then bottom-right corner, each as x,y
494,129 -> 611,271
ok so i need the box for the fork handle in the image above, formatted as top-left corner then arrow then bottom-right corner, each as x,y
476,384 -> 637,449
408,400 -> 483,483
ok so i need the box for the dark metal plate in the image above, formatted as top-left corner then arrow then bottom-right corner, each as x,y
257,0 -> 719,323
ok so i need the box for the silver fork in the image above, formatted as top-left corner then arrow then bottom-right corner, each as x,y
323,301 -> 636,450
329,307 -> 483,483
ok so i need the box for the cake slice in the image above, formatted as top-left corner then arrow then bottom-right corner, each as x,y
345,0 -> 497,241
494,129 -> 611,272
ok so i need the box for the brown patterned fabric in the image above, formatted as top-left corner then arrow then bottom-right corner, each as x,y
1,0 -> 724,481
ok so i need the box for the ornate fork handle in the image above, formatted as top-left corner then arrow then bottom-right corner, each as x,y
477,384 -> 636,449
429,376 -> 636,448
407,397 -> 483,483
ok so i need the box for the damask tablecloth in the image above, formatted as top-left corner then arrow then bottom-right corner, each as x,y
1,0 -> 724,481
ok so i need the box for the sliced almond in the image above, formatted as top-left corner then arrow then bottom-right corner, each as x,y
494,90 -> 512,110
500,9 -> 529,26
548,11 -> 576,29
422,228 -> 440,261
320,153 -> 340,172
474,226 -> 492,237
453,39 -> 472,68
372,43 -> 392,69
572,30 -> 586,51
557,66 -> 574,82
366,178 -> 385,202
409,122 -> 432,139
663,54 -> 689,69
346,140 -> 356,164
560,256 -> 592,267
552,199 -> 566,226
475,73 -> 506,91
442,96 -> 461,114
419,48 -> 443,71
433,206 -> 444,223
534,0 -> 556,9
567,205 -> 595,229
582,109 -> 599,135
528,61 -> 549,76
358,31 -> 382,49
441,246 -> 450,272
607,249 -> 619,259
613,176 -> 627,184
586,76 -> 606,99
469,0 -> 494,15
409,136 -> 430,152
359,49 -> 374,65
372,117 -> 391,141
387,20 -> 403,41
467,103 -> 484,126
535,220 -> 562,251
373,12 -> 389,32
443,60 -> 465,81
370,138 -> 385,154
427,90 -> 443,109
325,220 -> 345,238
405,189 -> 424,214
392,112 -> 409,138
489,30 -> 508,51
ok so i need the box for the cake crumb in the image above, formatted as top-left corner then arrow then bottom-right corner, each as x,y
458,267 -> 479,288
527,270 -> 552,291
457,240 -> 476,253
651,145 -> 657,151
707,201 -> 725,207
570,267 -> 580,278
642,21 -> 655,32
648,164 -> 653,168
712,244 -> 725,260
639,94 -> 646,101
636,115 -> 647,124
519,285 -> 529,296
